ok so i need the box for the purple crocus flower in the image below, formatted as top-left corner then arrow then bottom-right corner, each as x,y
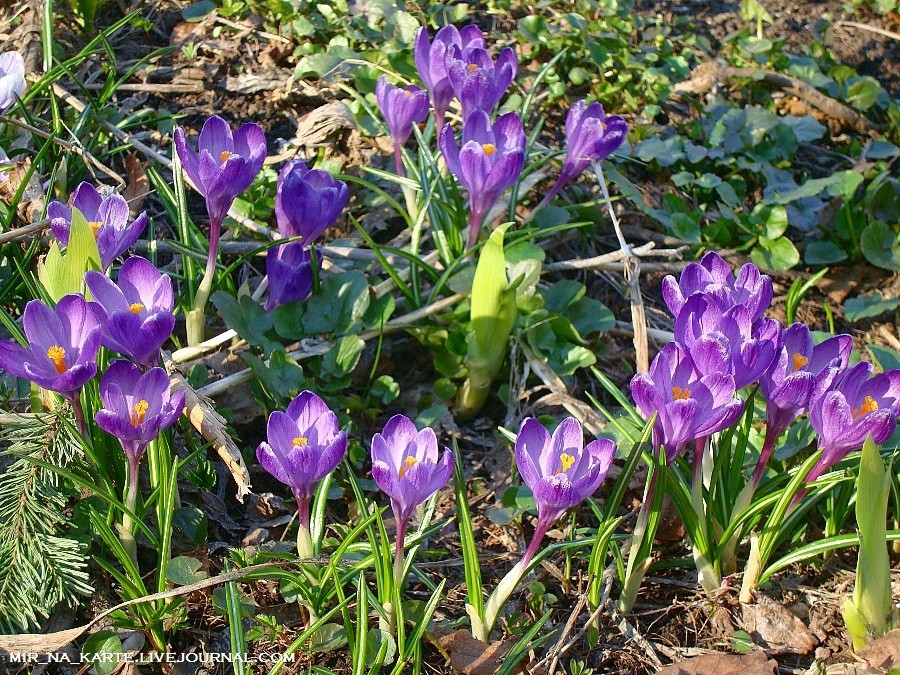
805,361 -> 900,483
48,182 -> 148,271
414,24 -> 484,130
371,414 -> 453,541
515,417 -> 615,561
84,256 -> 175,367
95,360 -> 185,464
630,340 -> 744,461
265,242 -> 312,311
275,160 -> 349,244
0,294 -> 100,399
174,115 -> 267,229
0,51 -> 26,114
447,46 -> 517,119
439,109 -> 525,248
539,100 -> 628,209
661,252 -> 773,323
674,294 -> 780,390
256,391 -> 348,528
375,76 -> 430,174
752,325 -> 853,484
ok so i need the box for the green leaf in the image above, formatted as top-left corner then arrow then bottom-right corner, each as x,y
302,271 -> 370,335
172,507 -> 207,546
166,556 -> 208,586
182,0 -> 215,20
272,302 -> 307,340
82,630 -> 123,675
37,207 -> 101,301
750,235 -> 799,270
804,241 -> 848,265
542,280 -> 585,313
362,293 -> 395,330
210,292 -> 280,355
320,335 -> 364,379
565,297 -> 615,336
370,375 -> 399,405
245,348 -> 304,402
670,212 -> 701,244
844,292 -> 900,321
867,344 -> 900,372
860,222 -> 900,270
309,622 -> 348,654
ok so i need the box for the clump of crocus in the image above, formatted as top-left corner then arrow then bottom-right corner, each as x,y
439,109 -> 525,248
806,361 -> 900,484
173,115 -> 266,344
256,390 -> 348,557
0,294 -> 100,429
754,324 -> 852,485
264,160 -> 349,310
447,45 -> 517,119
661,251 -> 773,323
95,360 -> 184,563
475,417 -> 615,641
0,51 -> 26,114
48,182 -> 148,271
538,100 -> 628,209
84,256 -> 175,367
375,76 -> 430,176
674,294 -> 781,390
371,414 -> 453,630
414,24 -> 484,131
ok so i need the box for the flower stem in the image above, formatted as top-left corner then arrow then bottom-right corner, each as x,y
121,454 -> 141,569
466,208 -> 484,249
751,426 -> 779,487
479,516 -> 552,641
534,177 -> 563,213
186,216 -> 222,346
71,393 -> 87,437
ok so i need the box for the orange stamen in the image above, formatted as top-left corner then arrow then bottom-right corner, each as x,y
481,143 -> 497,156
792,354 -> 809,372
556,453 -> 575,474
467,63 -> 478,72
399,456 -> 417,478
47,345 -> 67,374
672,386 -> 691,401
130,400 -> 149,427
851,396 -> 878,420
88,221 -> 103,238
292,437 -> 309,447
219,150 -> 232,163
128,303 -> 144,315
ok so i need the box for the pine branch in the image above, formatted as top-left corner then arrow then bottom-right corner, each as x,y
0,410 -> 92,633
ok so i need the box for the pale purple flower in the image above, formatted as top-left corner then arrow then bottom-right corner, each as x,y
84,256 -> 175,367
630,340 -> 744,461
371,414 -> 453,537
0,294 -> 100,398
256,391 -> 347,527
265,242 -> 312,311
0,51 -> 26,114
439,109 -> 525,247
275,160 -> 349,244
514,417 -> 615,562
447,46 -> 517,119
661,252 -> 773,323
414,24 -> 484,128
375,76 -> 430,153
94,360 -> 184,464
48,182 -> 148,271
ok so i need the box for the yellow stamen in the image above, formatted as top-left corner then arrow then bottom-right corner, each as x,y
672,386 -> 691,400
481,143 -> 497,157
557,453 -> 575,474
851,396 -> 878,420
219,150 -> 232,163
399,456 -> 418,478
467,63 -> 478,72
128,302 -> 144,315
88,221 -> 103,238
47,345 -> 67,375
792,354 -> 809,372
131,399 -> 149,427
403,89 -> 412,97
292,436 -> 309,447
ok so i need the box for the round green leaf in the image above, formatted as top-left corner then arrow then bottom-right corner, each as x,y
860,222 -> 900,270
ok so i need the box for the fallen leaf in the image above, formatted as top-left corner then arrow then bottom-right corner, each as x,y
122,153 -> 149,215
857,629 -> 900,670
654,651 -> 777,675
429,629 -> 522,675
740,595 -> 817,655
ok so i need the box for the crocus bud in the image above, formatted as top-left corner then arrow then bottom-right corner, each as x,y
0,51 -> 26,114
48,182 -> 148,271
375,76 -> 430,150
0,294 -> 100,398
85,256 -> 176,367
256,390 -> 348,529
265,242 -> 313,311
275,160 -> 349,244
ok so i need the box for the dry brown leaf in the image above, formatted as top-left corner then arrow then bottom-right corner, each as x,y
740,595 -> 817,655
654,651 -> 777,675
122,152 -> 149,215
430,629 -> 522,675
857,629 -> 900,670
